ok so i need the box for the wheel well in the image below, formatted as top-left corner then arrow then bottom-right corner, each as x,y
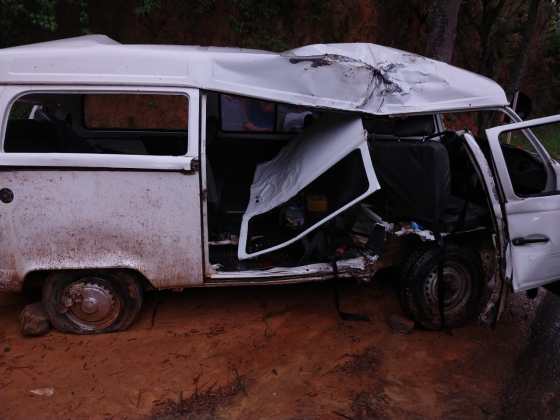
22,268 -> 153,297
395,230 -> 494,278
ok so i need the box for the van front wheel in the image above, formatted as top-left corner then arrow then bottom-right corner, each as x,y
400,244 -> 483,330
42,270 -> 143,334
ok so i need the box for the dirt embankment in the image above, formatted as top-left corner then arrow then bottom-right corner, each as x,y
0,276 -> 542,419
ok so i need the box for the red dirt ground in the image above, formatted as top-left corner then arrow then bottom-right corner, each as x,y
0,275 -> 540,419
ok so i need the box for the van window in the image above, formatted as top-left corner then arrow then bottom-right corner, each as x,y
219,94 -> 315,133
498,123 -> 558,197
528,123 -> 560,160
4,93 -> 188,155
442,110 -> 513,136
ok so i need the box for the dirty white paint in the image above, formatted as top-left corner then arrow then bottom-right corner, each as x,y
238,116 -> 380,260
0,153 -> 195,171
0,170 -> 203,291
485,115 -> 560,291
0,35 -> 508,116
501,196 -> 560,291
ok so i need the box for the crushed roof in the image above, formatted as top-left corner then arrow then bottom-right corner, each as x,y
0,35 -> 509,115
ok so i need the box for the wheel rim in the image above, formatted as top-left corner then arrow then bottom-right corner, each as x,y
423,261 -> 472,311
60,277 -> 121,331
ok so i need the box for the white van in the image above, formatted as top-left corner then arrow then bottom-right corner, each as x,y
0,35 -> 558,334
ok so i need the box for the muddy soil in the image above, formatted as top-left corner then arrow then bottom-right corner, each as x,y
502,293 -> 560,420
0,275 -> 543,419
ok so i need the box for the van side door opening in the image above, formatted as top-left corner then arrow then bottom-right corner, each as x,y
203,94 -> 498,284
204,93 -> 381,277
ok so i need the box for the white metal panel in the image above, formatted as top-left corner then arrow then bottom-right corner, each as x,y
486,114 -> 560,200
0,85 -> 203,291
504,196 -> 560,290
0,153 -> 195,171
238,116 -> 380,260
486,114 -> 560,291
0,170 -> 203,291
0,35 -> 509,116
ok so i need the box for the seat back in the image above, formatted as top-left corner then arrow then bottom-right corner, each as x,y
4,119 -> 59,152
370,139 -> 451,229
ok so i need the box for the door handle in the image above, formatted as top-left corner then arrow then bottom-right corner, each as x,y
512,234 -> 550,246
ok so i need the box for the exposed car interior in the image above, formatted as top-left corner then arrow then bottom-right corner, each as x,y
365,117 -> 490,233
204,93 -> 498,274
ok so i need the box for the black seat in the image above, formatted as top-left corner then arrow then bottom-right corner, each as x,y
370,136 -> 488,232
370,139 -> 451,230
4,120 -> 59,152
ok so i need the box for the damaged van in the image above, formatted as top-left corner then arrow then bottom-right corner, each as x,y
0,35 -> 558,334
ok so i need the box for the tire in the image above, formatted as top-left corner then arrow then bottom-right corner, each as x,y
399,243 -> 483,330
42,270 -> 143,334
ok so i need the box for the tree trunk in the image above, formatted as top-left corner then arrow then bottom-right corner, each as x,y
508,0 -> 542,97
425,0 -> 463,63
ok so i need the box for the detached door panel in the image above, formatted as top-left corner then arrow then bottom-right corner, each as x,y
238,116 -> 380,260
486,114 -> 560,291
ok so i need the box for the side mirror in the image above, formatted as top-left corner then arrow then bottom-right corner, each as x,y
513,91 -> 533,120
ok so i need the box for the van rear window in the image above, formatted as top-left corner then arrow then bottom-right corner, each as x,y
4,92 -> 188,156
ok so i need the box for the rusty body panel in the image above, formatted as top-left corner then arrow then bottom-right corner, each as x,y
0,170 -> 203,291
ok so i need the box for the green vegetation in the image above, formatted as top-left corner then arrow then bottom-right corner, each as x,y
534,125 -> 560,159
0,0 -> 559,114
134,0 -> 161,16
229,0 -> 291,50
0,0 -> 89,47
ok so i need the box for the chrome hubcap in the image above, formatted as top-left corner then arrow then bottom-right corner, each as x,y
61,278 -> 121,331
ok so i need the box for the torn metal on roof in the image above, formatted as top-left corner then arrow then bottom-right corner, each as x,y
0,35 -> 508,115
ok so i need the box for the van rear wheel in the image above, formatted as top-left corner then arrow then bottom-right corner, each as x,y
400,244 -> 483,330
42,270 -> 143,334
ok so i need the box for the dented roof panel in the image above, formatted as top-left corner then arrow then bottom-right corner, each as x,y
0,35 -> 508,115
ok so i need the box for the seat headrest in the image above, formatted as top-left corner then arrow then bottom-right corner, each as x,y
393,115 -> 435,138
363,115 -> 435,138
